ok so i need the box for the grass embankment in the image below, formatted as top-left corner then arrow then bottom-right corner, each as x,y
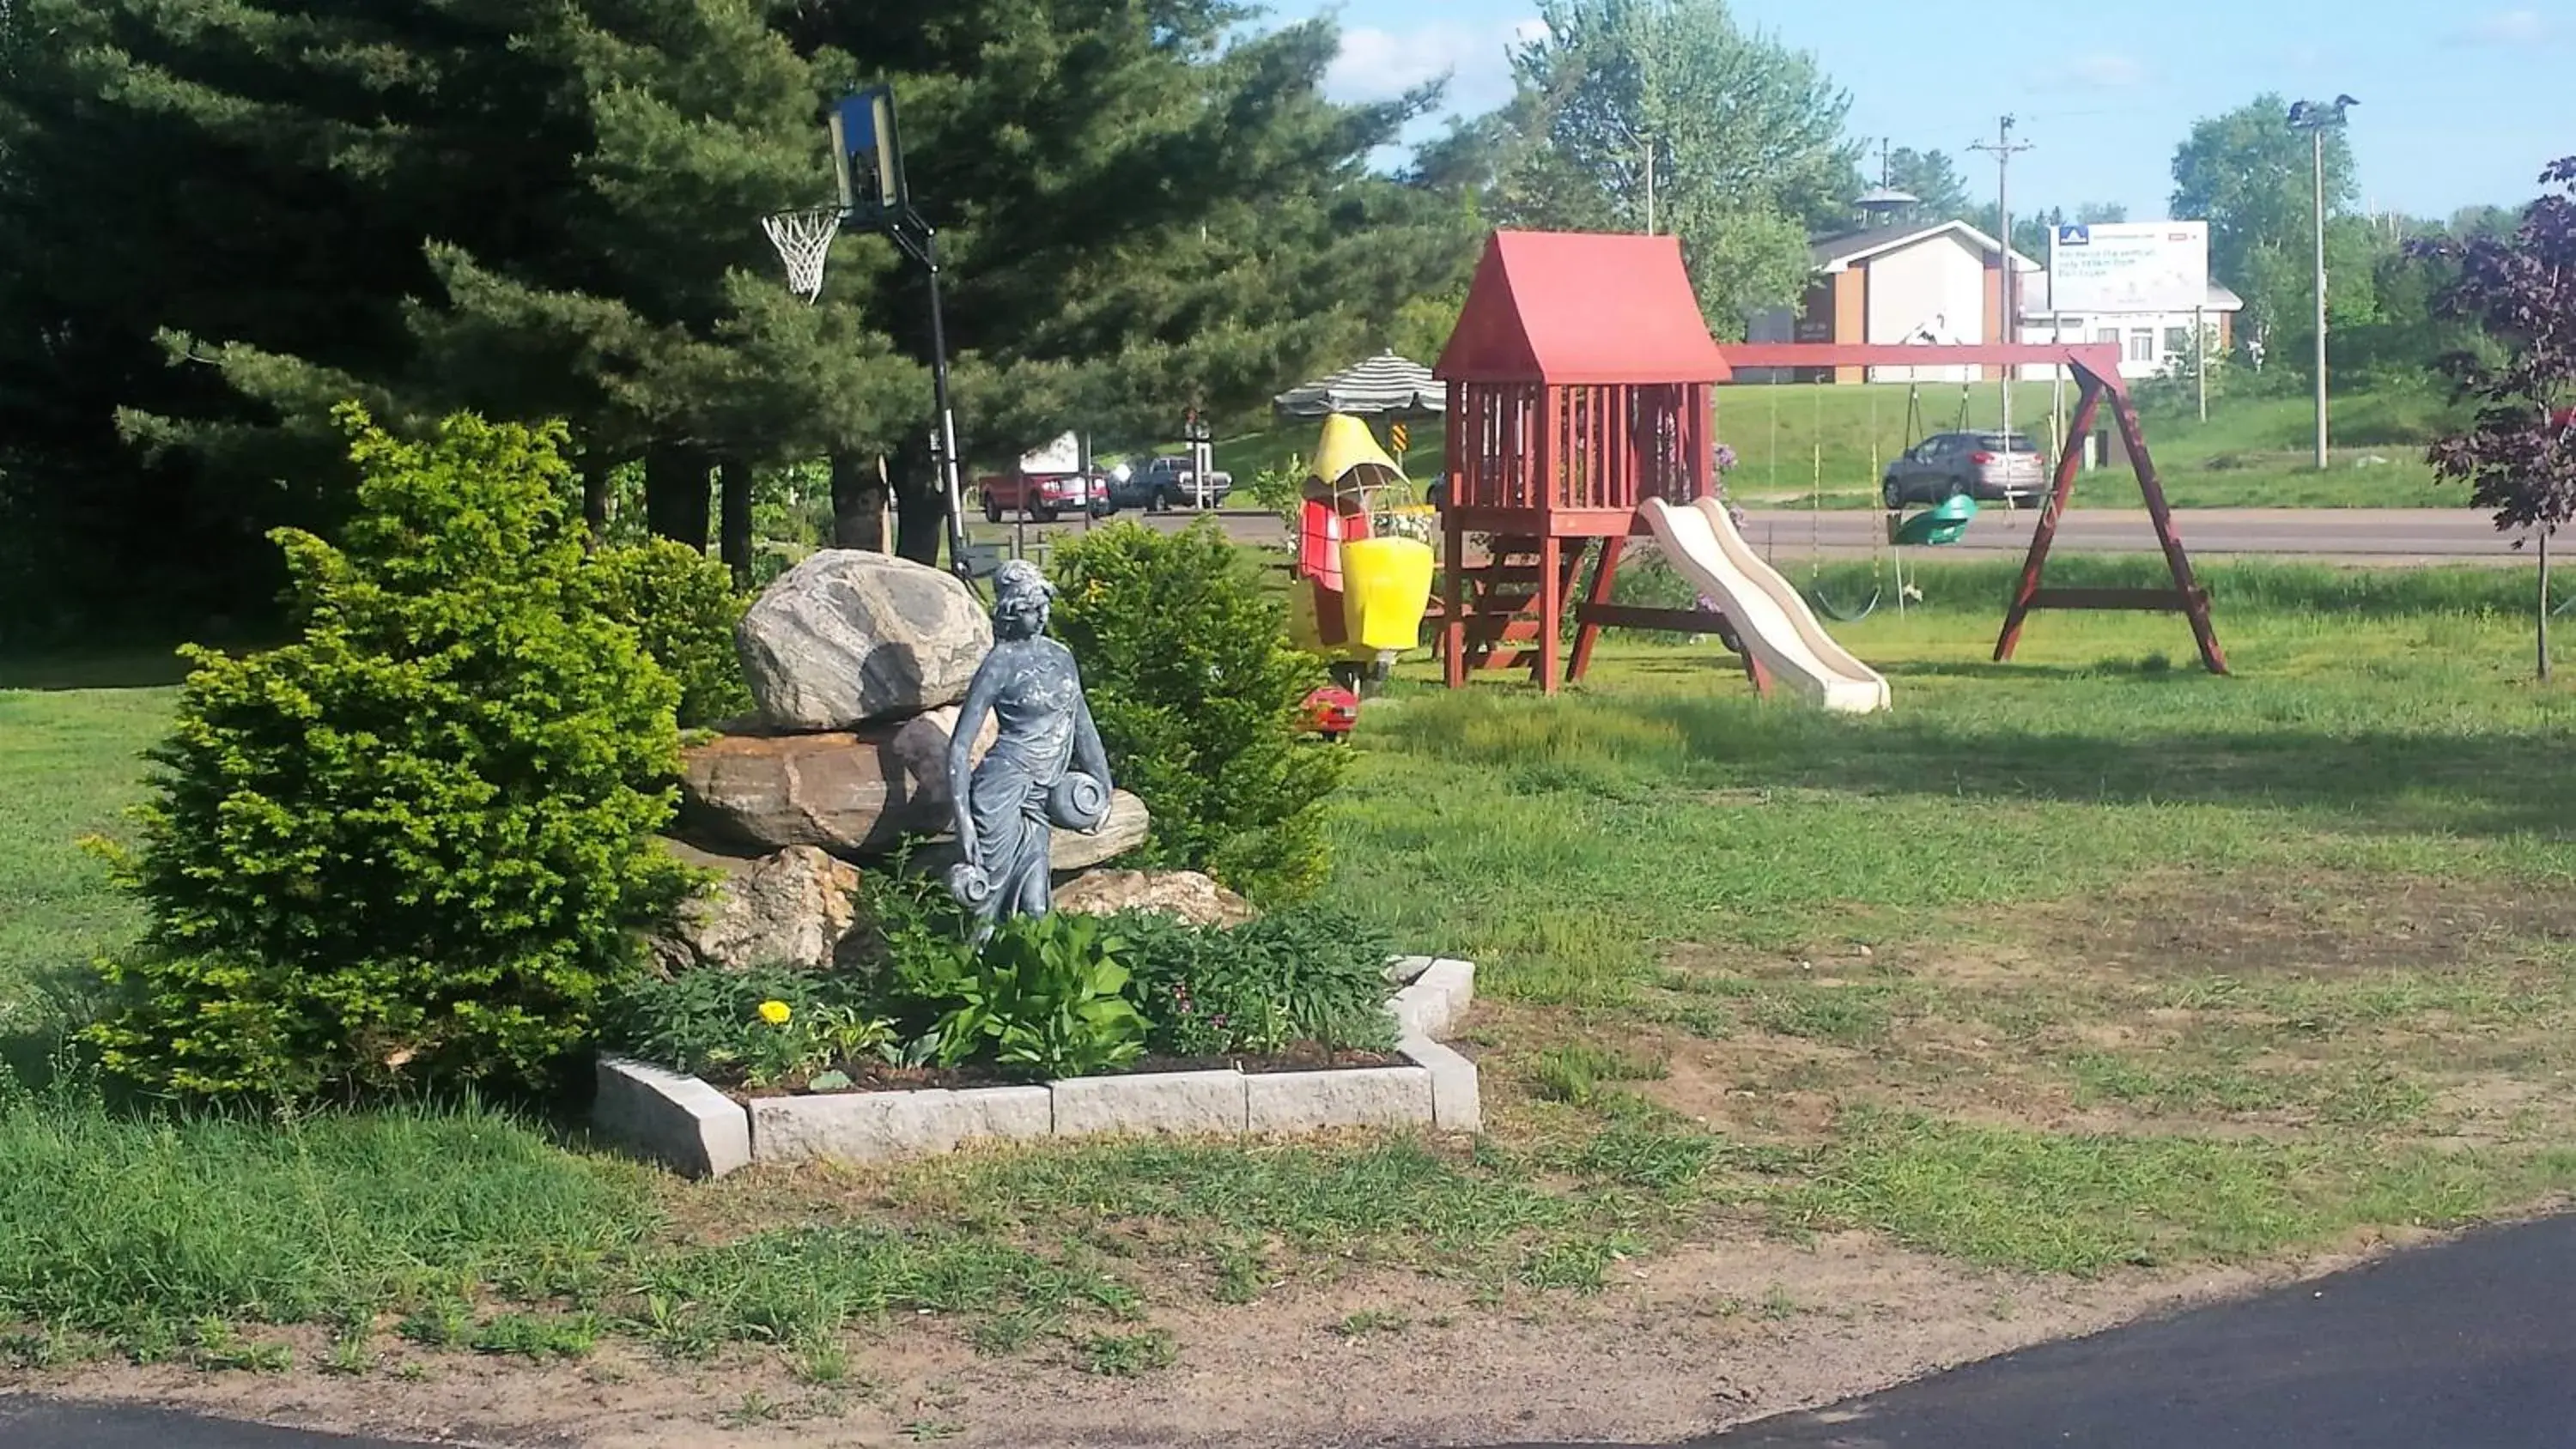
3,560 -> 2573,1380
1218,384 -> 2465,511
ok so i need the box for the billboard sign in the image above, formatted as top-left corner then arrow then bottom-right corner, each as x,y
2049,221 -> 2208,313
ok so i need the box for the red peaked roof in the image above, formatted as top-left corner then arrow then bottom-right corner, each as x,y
1435,231 -> 1731,385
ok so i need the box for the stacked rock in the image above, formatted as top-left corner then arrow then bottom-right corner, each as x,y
654,551 -> 1151,972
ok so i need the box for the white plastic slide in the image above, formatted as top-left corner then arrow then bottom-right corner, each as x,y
1637,496 -> 1893,714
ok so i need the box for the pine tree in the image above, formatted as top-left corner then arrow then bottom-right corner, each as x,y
770,0 -> 1475,562
0,0 -> 921,627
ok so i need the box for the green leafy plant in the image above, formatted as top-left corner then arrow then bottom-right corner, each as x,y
1119,905 -> 1398,1058
933,914 -> 1145,1081
1245,454 -> 1309,529
580,537 -> 753,729
82,408 -> 696,1101
600,967 -> 894,1087
1049,521 -> 1346,903
852,851 -> 978,1016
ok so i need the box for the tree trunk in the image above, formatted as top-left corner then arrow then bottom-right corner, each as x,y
889,433 -> 946,567
718,458 -> 755,586
2541,527 -> 2553,683
828,450 -> 890,551
642,446 -> 710,549
580,452 -> 614,546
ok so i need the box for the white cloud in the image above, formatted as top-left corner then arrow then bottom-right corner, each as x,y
1325,17 -> 1542,112
2460,9 -> 2551,45
2068,52 -> 2149,88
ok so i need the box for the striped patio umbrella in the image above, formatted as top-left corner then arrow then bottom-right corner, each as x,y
1272,349 -> 1445,419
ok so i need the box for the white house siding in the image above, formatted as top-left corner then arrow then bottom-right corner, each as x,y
1862,235 -> 1984,384
2014,311 -> 2220,381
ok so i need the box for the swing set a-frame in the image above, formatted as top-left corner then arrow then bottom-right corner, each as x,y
1720,341 -> 2229,676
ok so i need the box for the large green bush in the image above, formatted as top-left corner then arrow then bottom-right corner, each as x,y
580,537 -> 752,729
1048,520 -> 1346,903
84,407 -> 696,1101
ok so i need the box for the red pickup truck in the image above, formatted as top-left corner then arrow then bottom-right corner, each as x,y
977,470 -> 1107,523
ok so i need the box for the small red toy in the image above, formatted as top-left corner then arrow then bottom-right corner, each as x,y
1303,685 -> 1359,742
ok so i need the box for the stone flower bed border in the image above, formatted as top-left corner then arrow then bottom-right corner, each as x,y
593,958 -> 1479,1178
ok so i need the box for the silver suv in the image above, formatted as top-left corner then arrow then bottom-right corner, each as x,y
1881,431 -> 2048,508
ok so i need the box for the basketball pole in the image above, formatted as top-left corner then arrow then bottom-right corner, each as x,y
889,216 -> 974,585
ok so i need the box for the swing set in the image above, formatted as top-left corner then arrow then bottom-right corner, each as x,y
1749,368 -> 2044,622
1720,340 -> 2228,675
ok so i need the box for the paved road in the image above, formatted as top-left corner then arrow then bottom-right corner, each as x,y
1689,1213 -> 2576,1448
9,1215 -> 2573,1448
981,506 -> 2534,565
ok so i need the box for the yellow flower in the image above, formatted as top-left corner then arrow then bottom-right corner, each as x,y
757,1000 -> 793,1026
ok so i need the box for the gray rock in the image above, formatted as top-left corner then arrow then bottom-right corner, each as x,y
594,1058 -> 752,1179
1245,1066 -> 1433,1131
1052,869 -> 1256,927
1051,1068 -> 1248,1137
652,843 -> 865,973
751,1088 -> 964,1165
678,707 -> 994,858
737,550 -> 993,730
747,1083 -> 1056,1164
908,788 -> 1153,877
1398,1036 -> 1482,1133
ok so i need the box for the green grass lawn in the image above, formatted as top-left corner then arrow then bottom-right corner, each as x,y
5,561 -> 2575,1382
1218,384 -> 2464,511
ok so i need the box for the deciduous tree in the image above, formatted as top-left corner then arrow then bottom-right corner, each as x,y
1496,0 -> 1859,335
2414,157 -> 2576,679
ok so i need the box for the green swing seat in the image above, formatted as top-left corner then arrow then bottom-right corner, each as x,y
1890,494 -> 1980,548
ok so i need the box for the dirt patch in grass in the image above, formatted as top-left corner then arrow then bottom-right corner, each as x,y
10,1229 -> 2431,1448
1623,870 -> 2576,1151
2008,870 -> 2576,982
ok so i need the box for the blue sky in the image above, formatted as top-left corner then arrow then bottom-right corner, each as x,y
1290,0 -> 2576,221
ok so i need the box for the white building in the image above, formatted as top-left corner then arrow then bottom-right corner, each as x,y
2016,276 -> 2245,382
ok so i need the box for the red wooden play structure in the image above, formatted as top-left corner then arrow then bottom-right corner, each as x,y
1431,230 -> 2227,693
1432,231 -> 1757,692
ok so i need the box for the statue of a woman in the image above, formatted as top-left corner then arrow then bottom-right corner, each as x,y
945,560 -> 1115,932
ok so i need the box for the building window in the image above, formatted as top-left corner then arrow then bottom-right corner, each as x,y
2057,317 -> 2085,331
2164,326 -> 2191,357
2129,329 -> 2155,362
2096,327 -> 2120,348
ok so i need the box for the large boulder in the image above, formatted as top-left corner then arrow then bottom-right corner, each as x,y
736,549 -> 992,730
1053,870 -> 1256,927
679,706 -> 995,858
651,844 -> 866,973
908,788 -> 1155,877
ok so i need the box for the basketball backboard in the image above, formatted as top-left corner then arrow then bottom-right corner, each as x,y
829,87 -> 908,225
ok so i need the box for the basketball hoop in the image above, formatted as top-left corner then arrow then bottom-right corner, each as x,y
762,205 -> 843,301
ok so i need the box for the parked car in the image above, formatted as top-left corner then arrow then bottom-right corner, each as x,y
1880,431 -> 2049,508
977,469 -> 1109,523
1114,455 -> 1233,512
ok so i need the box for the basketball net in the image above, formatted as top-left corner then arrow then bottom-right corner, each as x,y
761,206 -> 842,302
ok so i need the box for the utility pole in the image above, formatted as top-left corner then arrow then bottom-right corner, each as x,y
1970,115 -> 2035,438
2288,95 -> 2354,471
1643,136 -> 1656,236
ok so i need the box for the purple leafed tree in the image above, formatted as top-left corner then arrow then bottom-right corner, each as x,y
2412,155 -> 2576,680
